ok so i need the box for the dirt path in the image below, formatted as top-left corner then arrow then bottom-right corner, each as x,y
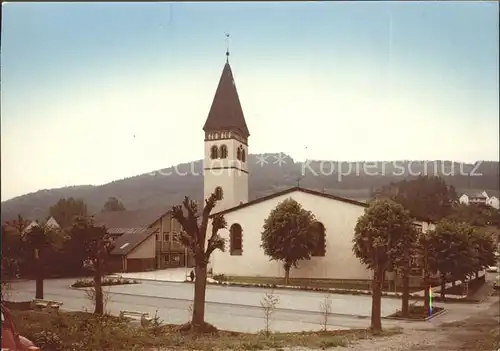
338,296 -> 500,351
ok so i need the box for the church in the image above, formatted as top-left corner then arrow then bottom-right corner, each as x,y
203,53 -> 434,281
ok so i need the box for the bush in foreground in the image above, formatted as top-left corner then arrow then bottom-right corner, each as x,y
71,277 -> 138,288
11,309 -> 402,351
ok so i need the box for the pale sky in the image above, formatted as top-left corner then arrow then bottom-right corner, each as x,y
1,2 -> 498,201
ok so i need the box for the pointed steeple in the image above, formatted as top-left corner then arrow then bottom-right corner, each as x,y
203,60 -> 250,138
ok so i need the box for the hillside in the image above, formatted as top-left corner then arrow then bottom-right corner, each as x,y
1,153 -> 499,221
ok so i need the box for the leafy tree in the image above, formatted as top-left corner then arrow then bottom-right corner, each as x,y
171,189 -> 226,332
261,198 -> 321,284
427,220 -> 476,299
414,231 -> 436,314
70,216 -> 114,314
352,199 -> 415,331
23,224 -> 56,299
1,215 -> 29,277
448,203 -> 500,228
4,214 -> 31,235
49,197 -> 88,229
386,212 -> 417,318
469,229 -> 496,274
101,197 -> 126,212
375,176 -> 456,221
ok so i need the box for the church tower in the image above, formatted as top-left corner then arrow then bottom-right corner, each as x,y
203,52 -> 250,214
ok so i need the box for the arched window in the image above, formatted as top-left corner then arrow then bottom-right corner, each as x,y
230,223 -> 243,255
241,148 -> 246,163
236,147 -> 242,160
311,221 -> 326,257
220,145 -> 228,159
215,186 -> 223,201
210,145 -> 218,159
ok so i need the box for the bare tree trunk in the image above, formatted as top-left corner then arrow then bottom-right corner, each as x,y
401,265 -> 410,317
284,262 -> 291,285
94,260 -> 104,315
191,264 -> 208,332
370,268 -> 384,332
422,240 -> 430,316
34,249 -> 43,299
440,273 -> 446,300
35,279 -> 44,299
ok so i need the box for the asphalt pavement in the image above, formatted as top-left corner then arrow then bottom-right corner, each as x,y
8,278 -> 415,333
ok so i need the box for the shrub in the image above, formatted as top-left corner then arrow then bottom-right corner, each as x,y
71,277 -> 139,288
30,331 -> 63,351
213,274 -> 226,281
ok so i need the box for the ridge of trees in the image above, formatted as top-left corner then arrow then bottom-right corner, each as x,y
2,156 -> 498,222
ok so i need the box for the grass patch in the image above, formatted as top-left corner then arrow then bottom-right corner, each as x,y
71,278 -> 139,288
214,275 -> 421,293
387,306 -> 445,320
10,308 -> 402,351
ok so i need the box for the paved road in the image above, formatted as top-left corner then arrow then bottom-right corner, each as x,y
101,279 -> 404,316
8,278 -> 412,333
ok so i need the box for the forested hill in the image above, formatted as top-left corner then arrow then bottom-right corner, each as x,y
2,154 -> 499,221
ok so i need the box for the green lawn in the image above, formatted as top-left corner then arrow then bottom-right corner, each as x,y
216,276 -> 423,293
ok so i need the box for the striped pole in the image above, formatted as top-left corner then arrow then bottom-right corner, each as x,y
429,287 -> 433,316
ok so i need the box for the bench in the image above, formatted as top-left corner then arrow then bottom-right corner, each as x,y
31,299 -> 63,311
119,310 -> 153,327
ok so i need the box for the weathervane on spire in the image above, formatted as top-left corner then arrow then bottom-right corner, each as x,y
225,33 -> 230,62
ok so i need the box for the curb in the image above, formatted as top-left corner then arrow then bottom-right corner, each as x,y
108,276 -> 187,284
69,283 -> 140,290
207,281 -> 469,301
383,308 -> 447,322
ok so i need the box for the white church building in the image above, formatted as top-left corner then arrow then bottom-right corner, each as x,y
202,54 -> 434,281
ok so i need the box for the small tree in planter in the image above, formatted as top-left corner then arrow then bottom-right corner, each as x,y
352,199 -> 415,331
469,229 -> 496,278
386,212 -> 417,318
415,231 -> 436,314
261,198 -> 323,284
70,216 -> 114,315
171,189 -> 227,333
427,220 -> 476,300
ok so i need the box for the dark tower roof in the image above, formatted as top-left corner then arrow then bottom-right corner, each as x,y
203,62 -> 250,138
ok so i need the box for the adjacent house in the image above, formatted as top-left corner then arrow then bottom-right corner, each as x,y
459,191 -> 500,209
486,196 -> 500,210
93,209 -> 194,273
22,216 -> 61,234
